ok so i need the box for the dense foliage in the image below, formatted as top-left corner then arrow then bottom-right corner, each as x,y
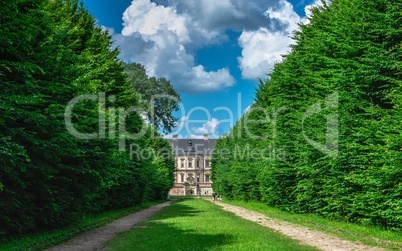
212,0 -> 402,230
124,63 -> 181,134
0,0 -> 175,236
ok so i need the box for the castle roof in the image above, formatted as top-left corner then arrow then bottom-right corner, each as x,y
167,137 -> 217,157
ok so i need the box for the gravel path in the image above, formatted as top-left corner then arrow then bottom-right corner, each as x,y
45,201 -> 173,251
213,200 -> 388,251
45,199 -> 391,251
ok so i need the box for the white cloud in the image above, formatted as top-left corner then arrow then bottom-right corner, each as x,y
121,0 -> 190,43
184,66 -> 234,92
266,0 -> 302,31
304,0 -> 326,21
115,0 -> 234,93
169,116 -> 222,138
237,0 -> 327,80
191,118 -> 220,136
113,0 -> 326,92
174,0 -> 281,31
238,27 -> 294,80
237,0 -> 303,80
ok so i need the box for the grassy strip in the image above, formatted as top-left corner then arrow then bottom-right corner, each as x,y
222,200 -> 402,250
0,201 -> 163,251
105,198 -> 319,251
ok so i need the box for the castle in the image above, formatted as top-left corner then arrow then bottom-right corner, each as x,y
168,134 -> 216,196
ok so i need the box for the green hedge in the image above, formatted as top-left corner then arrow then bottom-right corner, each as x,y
0,0 -> 174,236
212,0 -> 402,230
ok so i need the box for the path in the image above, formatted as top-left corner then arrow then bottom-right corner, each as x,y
45,201 -> 173,251
213,200 -> 388,251
46,199 -> 391,251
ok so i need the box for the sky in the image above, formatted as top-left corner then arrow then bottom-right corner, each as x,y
81,0 -> 322,138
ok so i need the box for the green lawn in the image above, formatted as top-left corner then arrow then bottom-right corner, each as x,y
105,198 -> 318,251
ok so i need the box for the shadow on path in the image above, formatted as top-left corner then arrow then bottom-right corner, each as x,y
45,201 -> 173,251
104,199 -> 236,251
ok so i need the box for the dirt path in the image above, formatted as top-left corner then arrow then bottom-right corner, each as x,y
213,200 -> 388,251
45,201 -> 173,251
45,199 -> 390,251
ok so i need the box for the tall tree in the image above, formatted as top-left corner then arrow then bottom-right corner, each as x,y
0,0 -> 175,236
124,63 -> 181,133
212,0 -> 402,230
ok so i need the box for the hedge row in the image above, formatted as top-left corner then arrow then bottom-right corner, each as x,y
0,0 -> 174,235
212,0 -> 402,230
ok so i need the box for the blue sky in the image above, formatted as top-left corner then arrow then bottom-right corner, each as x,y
82,0 -> 321,138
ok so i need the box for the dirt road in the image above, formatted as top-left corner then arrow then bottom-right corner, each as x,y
45,201 -> 172,251
45,199 -> 391,251
215,200 -> 388,251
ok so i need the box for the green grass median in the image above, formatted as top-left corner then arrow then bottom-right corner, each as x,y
105,198 -> 318,251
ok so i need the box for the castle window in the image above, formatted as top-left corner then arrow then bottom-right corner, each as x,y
180,173 -> 185,182
205,175 -> 210,182
205,159 -> 210,168
188,158 -> 193,168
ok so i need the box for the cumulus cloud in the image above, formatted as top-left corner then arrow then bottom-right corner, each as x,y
237,0 -> 327,80
305,0 -> 327,21
238,27 -> 293,80
113,0 -> 324,93
238,0 -> 304,80
121,0 -> 189,42
191,118 -> 220,136
173,0 -> 281,32
114,0 -> 233,93
169,116 -> 222,138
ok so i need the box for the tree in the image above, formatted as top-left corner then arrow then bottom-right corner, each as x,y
0,0 -> 175,236
124,63 -> 181,133
211,0 -> 402,230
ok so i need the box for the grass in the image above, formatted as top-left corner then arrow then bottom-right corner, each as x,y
0,201 -> 162,251
224,200 -> 402,250
105,198 -> 319,251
